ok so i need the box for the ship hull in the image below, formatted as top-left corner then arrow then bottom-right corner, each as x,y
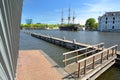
59,26 -> 79,31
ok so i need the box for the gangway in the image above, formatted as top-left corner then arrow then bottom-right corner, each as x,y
63,44 -> 117,80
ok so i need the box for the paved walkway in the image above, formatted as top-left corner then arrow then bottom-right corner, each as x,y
16,50 -> 62,80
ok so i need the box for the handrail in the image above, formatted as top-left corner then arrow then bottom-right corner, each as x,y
63,42 -> 104,55
77,45 -> 117,78
63,43 -> 104,66
77,45 -> 117,63
63,49 -> 96,62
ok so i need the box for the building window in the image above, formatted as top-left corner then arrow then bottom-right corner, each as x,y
113,17 -> 115,20
106,17 -> 108,20
112,13 -> 115,16
106,21 -> 107,24
112,26 -> 114,29
113,21 -> 115,24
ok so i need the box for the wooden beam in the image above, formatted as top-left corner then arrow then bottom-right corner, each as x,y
78,63 -> 81,78
64,55 -> 66,66
92,56 -> 95,69
76,52 -> 78,62
107,50 -> 109,60
84,60 -> 86,74
101,52 -> 103,64
85,48 -> 87,57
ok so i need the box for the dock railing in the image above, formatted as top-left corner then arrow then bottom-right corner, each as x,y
63,43 -> 104,66
77,45 -> 117,78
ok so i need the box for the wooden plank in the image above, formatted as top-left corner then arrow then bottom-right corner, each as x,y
101,52 -> 103,63
78,63 -> 80,77
76,52 -> 78,62
64,55 -> 66,66
84,60 -> 86,74
93,56 -> 95,69
107,50 -> 109,60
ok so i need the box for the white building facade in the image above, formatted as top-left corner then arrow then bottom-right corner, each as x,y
0,0 -> 23,80
98,11 -> 120,31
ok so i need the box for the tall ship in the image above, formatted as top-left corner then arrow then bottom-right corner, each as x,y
59,7 -> 80,31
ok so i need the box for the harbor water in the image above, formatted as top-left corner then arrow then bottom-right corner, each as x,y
19,30 -> 120,80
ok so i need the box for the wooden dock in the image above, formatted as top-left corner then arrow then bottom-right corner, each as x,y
24,31 -> 119,80
24,31 -> 92,50
16,50 -> 62,80
63,45 -> 117,80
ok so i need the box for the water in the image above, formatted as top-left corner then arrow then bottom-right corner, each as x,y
19,30 -> 120,80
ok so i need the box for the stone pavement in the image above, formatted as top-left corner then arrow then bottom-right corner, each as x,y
16,50 -> 63,80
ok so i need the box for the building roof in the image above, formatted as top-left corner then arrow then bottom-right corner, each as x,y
104,11 -> 120,16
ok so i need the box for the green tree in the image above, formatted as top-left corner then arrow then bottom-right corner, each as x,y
20,23 -> 60,29
94,23 -> 98,30
85,18 -> 98,30
79,25 -> 83,28
20,24 -> 25,29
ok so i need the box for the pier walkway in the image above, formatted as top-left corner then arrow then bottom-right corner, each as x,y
16,50 -> 62,80
24,31 -> 118,80
24,31 -> 100,50
63,45 -> 117,80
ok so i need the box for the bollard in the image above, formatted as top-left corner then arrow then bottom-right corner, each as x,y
47,34 -> 50,37
63,36 -> 65,40
73,39 -> 76,44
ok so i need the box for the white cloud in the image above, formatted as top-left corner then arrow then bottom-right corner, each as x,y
71,0 -> 120,25
83,0 -> 120,13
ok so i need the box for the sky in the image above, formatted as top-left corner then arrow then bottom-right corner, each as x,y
21,0 -> 120,25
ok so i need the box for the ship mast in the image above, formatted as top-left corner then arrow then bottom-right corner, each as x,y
68,5 -> 71,24
61,9 -> 64,25
73,11 -> 75,24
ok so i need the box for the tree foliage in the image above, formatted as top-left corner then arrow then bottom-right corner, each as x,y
20,23 -> 83,29
20,23 -> 59,29
85,18 -> 98,30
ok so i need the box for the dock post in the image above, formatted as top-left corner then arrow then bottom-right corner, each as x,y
64,55 -> 66,66
92,56 -> 95,69
101,52 -> 103,63
84,60 -> 86,75
102,44 -> 104,50
85,48 -> 87,57
73,39 -> 76,44
107,50 -> 109,60
63,36 -> 65,40
47,34 -> 49,37
76,52 -> 78,62
78,63 -> 81,78
92,47 -> 94,54
112,48 -> 114,56
115,46 -> 117,54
